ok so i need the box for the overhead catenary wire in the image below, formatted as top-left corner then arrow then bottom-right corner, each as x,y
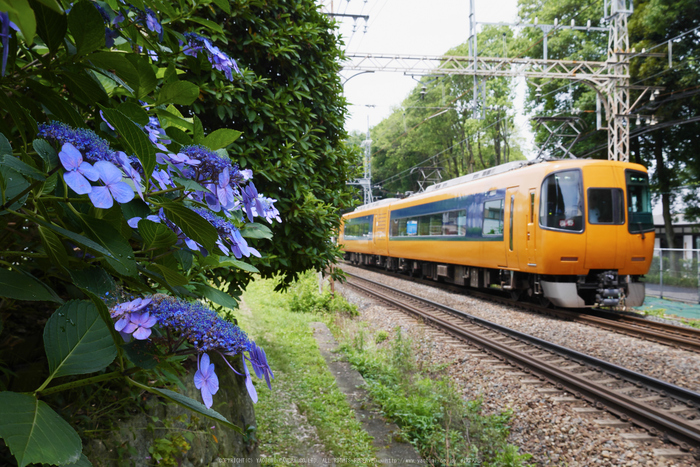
371,22 -> 700,189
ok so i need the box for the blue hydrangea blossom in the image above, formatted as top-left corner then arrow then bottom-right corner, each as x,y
109,295 -> 273,406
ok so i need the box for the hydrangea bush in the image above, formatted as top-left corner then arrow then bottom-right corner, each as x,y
0,1 -> 280,465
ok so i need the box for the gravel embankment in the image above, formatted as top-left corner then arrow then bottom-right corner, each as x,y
336,265 -> 700,466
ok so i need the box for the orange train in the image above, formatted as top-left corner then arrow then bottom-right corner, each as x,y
339,159 -> 655,308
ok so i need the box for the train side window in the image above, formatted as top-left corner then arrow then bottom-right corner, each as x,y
529,192 -> 535,224
344,215 -> 374,239
588,188 -> 624,224
539,170 -> 584,232
509,195 -> 514,251
482,199 -> 504,236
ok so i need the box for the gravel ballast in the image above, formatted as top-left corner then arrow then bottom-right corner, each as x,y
336,265 -> 700,466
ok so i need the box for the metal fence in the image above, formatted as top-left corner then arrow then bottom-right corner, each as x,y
642,248 -> 700,304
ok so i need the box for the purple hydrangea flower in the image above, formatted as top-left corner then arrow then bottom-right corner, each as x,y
0,12 -> 19,77
190,207 -> 259,259
181,33 -> 240,81
194,353 -> 219,408
145,8 -> 162,34
88,161 -> 135,209
39,122 -> 118,164
59,143 -> 100,194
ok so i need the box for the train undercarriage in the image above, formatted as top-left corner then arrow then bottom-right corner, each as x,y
344,252 -> 646,309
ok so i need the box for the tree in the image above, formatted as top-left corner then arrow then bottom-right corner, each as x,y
193,0 -> 362,289
0,0 -> 334,464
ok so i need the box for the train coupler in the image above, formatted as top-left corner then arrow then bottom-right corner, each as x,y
596,270 -> 621,307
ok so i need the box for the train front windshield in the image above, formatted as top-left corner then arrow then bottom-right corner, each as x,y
626,170 -> 654,233
540,170 -> 584,232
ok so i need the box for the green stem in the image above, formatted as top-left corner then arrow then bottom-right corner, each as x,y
0,251 -> 48,258
36,370 -> 119,396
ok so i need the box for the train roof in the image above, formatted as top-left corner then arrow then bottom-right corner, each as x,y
423,160 -> 532,193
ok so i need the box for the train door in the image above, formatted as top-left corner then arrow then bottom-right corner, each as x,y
505,187 -> 519,268
526,188 -> 537,266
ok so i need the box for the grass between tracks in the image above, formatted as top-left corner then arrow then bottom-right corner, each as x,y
240,272 -> 531,467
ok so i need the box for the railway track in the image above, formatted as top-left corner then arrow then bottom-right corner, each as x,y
342,262 -> 700,353
344,272 -> 700,454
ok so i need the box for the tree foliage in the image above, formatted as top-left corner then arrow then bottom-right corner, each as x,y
192,0 -> 362,288
0,0 -> 355,465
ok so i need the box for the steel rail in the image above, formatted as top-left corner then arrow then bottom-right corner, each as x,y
343,261 -> 700,354
345,273 -> 700,451
573,313 -> 700,353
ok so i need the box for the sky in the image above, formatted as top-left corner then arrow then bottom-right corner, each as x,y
320,0 -> 523,142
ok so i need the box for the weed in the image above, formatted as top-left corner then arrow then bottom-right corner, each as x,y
239,275 -> 375,466
375,330 -> 389,344
339,324 -> 532,467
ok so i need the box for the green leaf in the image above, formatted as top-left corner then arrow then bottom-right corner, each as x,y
187,17 -> 223,34
33,138 -> 59,170
194,283 -> 239,309
44,300 -> 117,379
155,81 -> 200,106
172,176 -> 208,194
0,93 -> 38,148
137,265 -> 177,295
125,54 -> 157,100
30,215 -> 114,259
0,167 -> 30,212
66,453 -> 93,467
151,264 -> 188,287
241,222 -> 273,240
80,214 -> 138,277
26,80 -> 84,129
67,0 -> 105,55
0,392 -> 82,467
0,268 -> 62,302
217,259 -> 260,273
0,133 -> 11,156
0,155 -> 45,180
211,0 -> 231,14
99,106 -> 156,180
202,128 -> 242,150
193,116 -> 205,144
7,0 -> 36,45
86,52 -> 141,93
160,202 -> 218,253
137,385 -> 243,434
123,339 -> 160,369
69,266 -> 117,298
38,226 -> 70,270
156,106 -> 194,132
82,289 -> 122,346
138,219 -> 178,250
118,102 -> 150,126
62,70 -> 109,105
32,0 -> 66,54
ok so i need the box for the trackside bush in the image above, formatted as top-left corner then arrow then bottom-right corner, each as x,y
288,270 -> 358,316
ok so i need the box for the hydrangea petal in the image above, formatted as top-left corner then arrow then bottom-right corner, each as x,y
109,181 -> 135,204
88,186 -> 114,209
79,161 -> 100,181
64,171 -> 93,195
59,143 -> 82,171
94,160 -> 123,185
133,326 -> 152,340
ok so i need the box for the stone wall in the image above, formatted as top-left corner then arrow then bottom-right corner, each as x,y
85,353 -> 259,466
